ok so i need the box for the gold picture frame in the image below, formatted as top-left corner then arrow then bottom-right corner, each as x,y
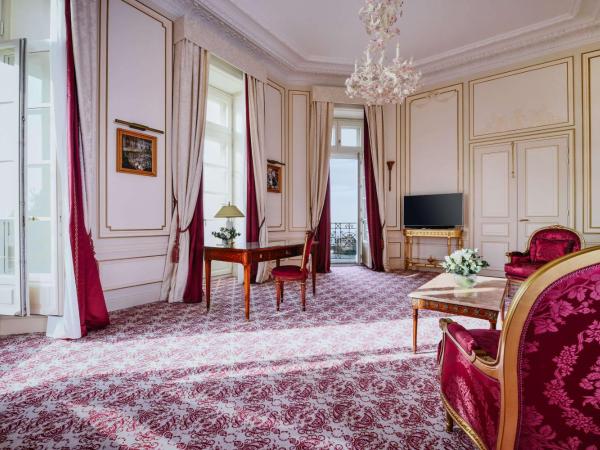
116,128 -> 157,177
267,163 -> 282,193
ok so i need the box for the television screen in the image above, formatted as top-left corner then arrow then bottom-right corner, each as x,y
403,193 -> 463,228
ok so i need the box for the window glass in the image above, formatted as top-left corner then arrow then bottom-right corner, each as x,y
206,98 -> 228,127
203,138 -> 228,166
331,127 -> 336,147
340,127 -> 360,147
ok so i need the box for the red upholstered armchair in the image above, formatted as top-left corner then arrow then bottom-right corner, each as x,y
438,246 -> 600,449
505,225 -> 583,287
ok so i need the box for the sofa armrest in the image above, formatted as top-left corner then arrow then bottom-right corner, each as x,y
439,319 -> 496,364
505,251 -> 530,265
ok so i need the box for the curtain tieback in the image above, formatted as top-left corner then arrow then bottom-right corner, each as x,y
171,199 -> 192,264
258,217 -> 266,231
172,221 -> 192,264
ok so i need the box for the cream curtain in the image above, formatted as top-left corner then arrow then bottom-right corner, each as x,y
309,101 -> 334,229
46,0 -> 80,339
69,0 -> 98,230
161,40 -> 208,302
246,75 -> 269,283
365,105 -> 388,270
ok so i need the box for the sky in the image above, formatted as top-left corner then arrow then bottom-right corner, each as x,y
330,158 -> 358,224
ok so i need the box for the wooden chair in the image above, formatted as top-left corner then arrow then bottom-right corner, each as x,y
438,246 -> 600,449
272,230 -> 315,311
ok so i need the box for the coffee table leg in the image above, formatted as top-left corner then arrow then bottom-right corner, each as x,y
412,306 -> 418,353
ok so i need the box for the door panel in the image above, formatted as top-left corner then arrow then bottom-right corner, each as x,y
473,142 -> 517,275
0,40 -> 26,316
516,136 -> 569,249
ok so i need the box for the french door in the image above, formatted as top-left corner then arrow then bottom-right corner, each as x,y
473,134 -> 570,275
0,40 -> 27,316
0,38 -> 60,316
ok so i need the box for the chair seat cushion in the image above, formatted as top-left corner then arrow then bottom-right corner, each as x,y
272,265 -> 307,281
448,323 -> 501,359
504,261 -> 545,280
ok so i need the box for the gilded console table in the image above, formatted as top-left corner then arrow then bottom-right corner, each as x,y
403,227 -> 463,270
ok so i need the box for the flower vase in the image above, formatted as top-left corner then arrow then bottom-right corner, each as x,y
222,239 -> 234,248
454,274 -> 477,289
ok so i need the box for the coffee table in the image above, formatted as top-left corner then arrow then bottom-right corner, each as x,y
407,273 -> 508,353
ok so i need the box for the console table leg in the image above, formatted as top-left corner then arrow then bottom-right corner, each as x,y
412,306 -> 419,353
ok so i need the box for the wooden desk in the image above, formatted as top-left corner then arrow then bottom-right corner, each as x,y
204,240 -> 317,320
407,273 -> 508,353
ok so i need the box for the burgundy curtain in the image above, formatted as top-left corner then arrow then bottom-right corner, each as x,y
315,178 -> 331,273
245,76 -> 260,282
183,176 -> 204,303
66,0 -> 109,335
364,115 -> 384,271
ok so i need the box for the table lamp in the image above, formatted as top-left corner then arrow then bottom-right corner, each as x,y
213,202 -> 244,246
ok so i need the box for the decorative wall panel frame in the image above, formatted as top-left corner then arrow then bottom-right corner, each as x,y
287,89 -> 310,231
98,0 -> 172,238
266,79 -> 287,231
582,49 -> 600,234
469,57 -> 574,141
404,83 -> 464,195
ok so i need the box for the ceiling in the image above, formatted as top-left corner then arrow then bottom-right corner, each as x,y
156,0 -> 600,84
227,0 -> 575,64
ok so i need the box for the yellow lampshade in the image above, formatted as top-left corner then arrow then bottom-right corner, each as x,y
214,203 -> 244,219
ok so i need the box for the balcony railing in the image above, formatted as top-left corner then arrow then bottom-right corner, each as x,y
331,222 -> 357,261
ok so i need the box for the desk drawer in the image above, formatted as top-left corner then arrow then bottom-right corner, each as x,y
253,248 -> 301,262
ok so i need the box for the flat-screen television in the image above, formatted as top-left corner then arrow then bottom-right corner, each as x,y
403,193 -> 463,229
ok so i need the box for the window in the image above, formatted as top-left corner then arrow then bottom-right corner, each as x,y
329,118 -> 365,264
203,59 -> 245,276
331,120 -> 362,150
204,86 -> 234,252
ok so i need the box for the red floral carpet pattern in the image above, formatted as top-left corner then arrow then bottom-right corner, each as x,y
0,267 -> 486,449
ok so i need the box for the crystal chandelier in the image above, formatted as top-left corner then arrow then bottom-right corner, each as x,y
345,0 -> 421,105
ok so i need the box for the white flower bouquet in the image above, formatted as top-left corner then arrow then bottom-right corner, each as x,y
442,248 -> 489,288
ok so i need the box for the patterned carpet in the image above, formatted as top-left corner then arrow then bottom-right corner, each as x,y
0,266 -> 489,449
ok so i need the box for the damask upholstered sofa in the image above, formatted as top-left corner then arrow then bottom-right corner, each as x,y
438,246 -> 600,449
505,225 -> 583,289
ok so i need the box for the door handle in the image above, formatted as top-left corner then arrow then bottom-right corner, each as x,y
519,219 -> 529,222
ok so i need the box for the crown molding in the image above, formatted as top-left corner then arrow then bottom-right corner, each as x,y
188,0 -> 600,86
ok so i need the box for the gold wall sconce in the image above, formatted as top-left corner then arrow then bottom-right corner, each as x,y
386,161 -> 395,191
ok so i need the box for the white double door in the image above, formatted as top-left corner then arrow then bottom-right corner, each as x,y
473,134 -> 570,275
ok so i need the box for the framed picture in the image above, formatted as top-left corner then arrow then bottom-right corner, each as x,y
267,163 -> 282,193
116,128 -> 157,177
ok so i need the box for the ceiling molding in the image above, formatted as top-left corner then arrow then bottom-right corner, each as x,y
189,0 -> 600,86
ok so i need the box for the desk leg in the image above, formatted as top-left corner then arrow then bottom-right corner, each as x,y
243,263 -> 251,321
412,306 -> 419,353
311,246 -> 317,295
205,259 -> 211,312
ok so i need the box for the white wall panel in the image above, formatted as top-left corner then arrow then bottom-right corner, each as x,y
99,256 -> 165,291
470,58 -> 573,139
265,81 -> 285,230
288,91 -> 309,230
99,0 -> 172,237
583,50 -> 600,233
384,104 -> 399,228
406,85 -> 462,195
96,0 -> 172,311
